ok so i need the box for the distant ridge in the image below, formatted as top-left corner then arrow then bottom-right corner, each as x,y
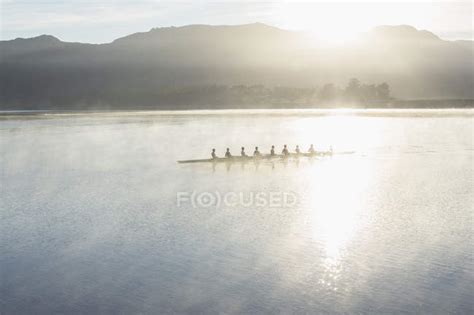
370,25 -> 440,41
2,23 -> 450,45
0,23 -> 472,110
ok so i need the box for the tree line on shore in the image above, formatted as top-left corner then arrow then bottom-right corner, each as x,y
89,78 -> 389,110
147,79 -> 391,108
3,78 -> 394,109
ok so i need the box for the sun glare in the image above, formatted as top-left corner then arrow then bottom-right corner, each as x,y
294,115 -> 380,264
307,28 -> 360,44
273,2 -> 368,44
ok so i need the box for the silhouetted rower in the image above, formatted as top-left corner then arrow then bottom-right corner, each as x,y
254,146 -> 261,157
270,145 -> 275,156
211,148 -> 217,159
308,144 -> 315,154
225,148 -> 232,158
295,145 -> 301,154
241,147 -> 247,157
282,144 -> 289,156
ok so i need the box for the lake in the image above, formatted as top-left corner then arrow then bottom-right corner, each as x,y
1,109 -> 473,314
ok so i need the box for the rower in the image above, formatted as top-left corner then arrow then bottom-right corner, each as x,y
295,145 -> 301,154
254,146 -> 261,157
282,144 -> 289,156
308,144 -> 315,154
270,145 -> 275,156
225,148 -> 232,158
211,148 -> 217,159
241,147 -> 247,157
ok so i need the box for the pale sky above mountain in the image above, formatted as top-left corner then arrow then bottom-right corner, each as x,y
0,0 -> 472,43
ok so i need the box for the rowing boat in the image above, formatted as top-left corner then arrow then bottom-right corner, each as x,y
177,151 -> 354,164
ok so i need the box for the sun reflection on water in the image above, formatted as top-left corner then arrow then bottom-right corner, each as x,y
306,157 -> 373,291
296,115 -> 377,290
289,114 -> 386,153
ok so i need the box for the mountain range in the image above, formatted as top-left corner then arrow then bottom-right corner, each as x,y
0,23 -> 472,109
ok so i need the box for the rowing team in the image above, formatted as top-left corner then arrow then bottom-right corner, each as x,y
211,144 -> 332,159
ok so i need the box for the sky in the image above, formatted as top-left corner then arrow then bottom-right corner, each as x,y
0,0 -> 472,43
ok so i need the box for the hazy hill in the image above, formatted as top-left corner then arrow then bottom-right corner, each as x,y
0,23 -> 472,109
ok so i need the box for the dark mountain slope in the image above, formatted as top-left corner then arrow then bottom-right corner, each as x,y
1,24 -> 472,109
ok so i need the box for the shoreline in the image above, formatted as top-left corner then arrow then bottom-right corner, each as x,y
1,99 -> 473,114
1,107 -> 473,119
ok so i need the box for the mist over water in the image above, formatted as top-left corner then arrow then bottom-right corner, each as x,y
1,109 -> 473,314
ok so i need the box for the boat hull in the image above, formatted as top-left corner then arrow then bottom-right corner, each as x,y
177,151 -> 352,164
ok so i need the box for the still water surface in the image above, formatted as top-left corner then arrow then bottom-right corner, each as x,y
1,110 -> 473,314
